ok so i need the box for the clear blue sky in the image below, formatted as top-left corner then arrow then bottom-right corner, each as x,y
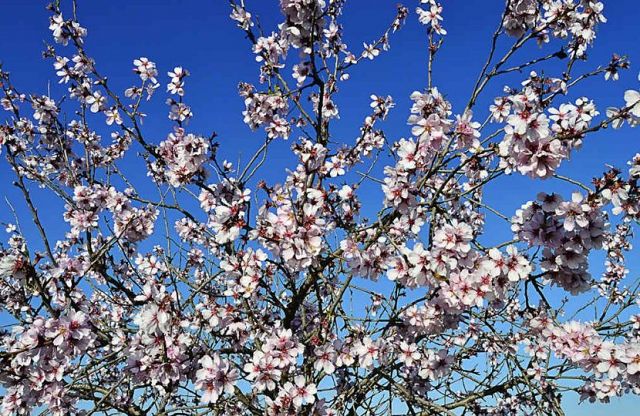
1,1 -> 639,414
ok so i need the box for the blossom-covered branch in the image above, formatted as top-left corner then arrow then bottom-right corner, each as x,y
1,1 -> 640,415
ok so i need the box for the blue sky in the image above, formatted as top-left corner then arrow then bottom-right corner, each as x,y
1,0 -> 640,414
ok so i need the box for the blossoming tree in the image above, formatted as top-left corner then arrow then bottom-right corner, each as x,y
1,0 -> 640,415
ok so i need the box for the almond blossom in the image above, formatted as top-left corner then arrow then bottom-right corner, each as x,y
1,1 -> 640,415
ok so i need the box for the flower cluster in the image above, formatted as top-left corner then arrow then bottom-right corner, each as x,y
504,1 -> 607,58
239,82 -> 291,139
64,184 -> 158,242
498,73 -> 598,179
167,66 -> 188,96
198,178 -> 250,245
416,1 -> 446,35
195,354 -> 239,404
255,185 -> 328,272
221,248 -> 268,298
244,328 -> 304,392
1,311 -> 94,415
512,192 -> 607,294
49,14 -> 87,45
407,87 -> 452,152
280,0 -> 326,52
504,0 -> 538,38
527,316 -> 640,402
150,128 -> 209,186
